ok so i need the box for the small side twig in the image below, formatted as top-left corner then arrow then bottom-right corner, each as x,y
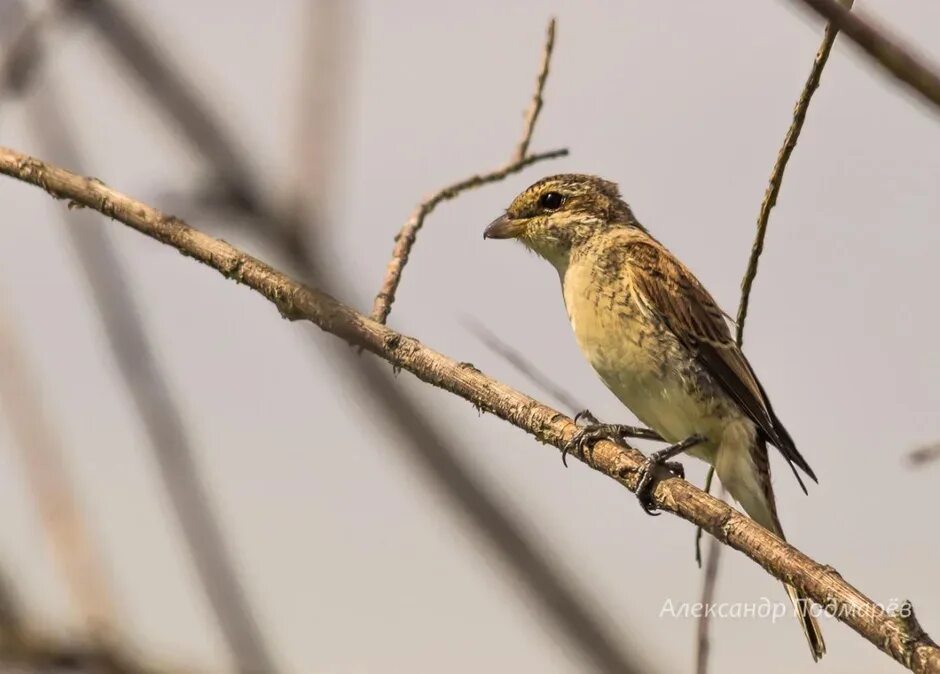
512,17 -> 555,161
371,18 -> 567,324
736,0 -> 854,345
789,0 -> 940,110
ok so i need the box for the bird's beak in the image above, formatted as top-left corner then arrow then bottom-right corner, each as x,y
483,214 -> 526,240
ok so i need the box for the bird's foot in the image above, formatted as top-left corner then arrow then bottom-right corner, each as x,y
562,410 -> 663,467
634,434 -> 706,515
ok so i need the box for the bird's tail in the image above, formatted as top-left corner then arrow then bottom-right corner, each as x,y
717,440 -> 825,661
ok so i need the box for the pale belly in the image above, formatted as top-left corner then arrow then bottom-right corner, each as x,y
561,265 -> 746,466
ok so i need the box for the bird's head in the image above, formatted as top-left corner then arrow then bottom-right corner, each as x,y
483,174 -> 638,269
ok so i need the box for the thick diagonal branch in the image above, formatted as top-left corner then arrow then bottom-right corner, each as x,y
2,147 -> 938,674
789,0 -> 940,110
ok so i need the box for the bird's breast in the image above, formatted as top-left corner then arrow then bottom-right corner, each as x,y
561,259 -> 726,454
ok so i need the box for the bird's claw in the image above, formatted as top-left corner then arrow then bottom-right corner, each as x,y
635,458 -> 685,515
562,410 -> 623,468
633,434 -> 704,515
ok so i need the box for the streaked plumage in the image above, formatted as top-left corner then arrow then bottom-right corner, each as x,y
484,174 -> 824,661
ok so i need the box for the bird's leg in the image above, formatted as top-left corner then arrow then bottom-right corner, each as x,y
634,434 -> 706,515
562,409 -> 663,468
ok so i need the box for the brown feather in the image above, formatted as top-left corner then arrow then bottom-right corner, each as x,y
624,236 -> 818,486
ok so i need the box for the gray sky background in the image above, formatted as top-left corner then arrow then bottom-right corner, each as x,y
1,1 -> 939,673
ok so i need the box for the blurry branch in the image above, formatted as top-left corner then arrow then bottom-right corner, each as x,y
68,0 -> 315,247
788,0 -> 940,110
737,0 -> 853,344
45,6 -> 645,671
696,6 -> 854,671
0,297 -> 118,638
3,149 -> 939,674
287,0 -> 355,229
0,0 -> 68,101
464,318 -> 583,414
1,627 -> 203,674
20,54 -> 280,674
908,443 -> 940,468
694,491 -> 724,674
371,18 -> 567,324
0,562 -> 192,674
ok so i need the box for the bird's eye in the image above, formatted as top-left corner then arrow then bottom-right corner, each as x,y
539,191 -> 564,211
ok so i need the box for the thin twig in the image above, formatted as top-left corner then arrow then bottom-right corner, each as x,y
789,0 -> 940,110
22,66 -> 280,674
371,18 -> 567,324
736,0 -> 853,345
513,18 -> 556,161
908,443 -> 940,468
3,148 -> 939,673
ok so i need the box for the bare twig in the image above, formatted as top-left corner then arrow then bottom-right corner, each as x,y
788,0 -> 940,110
908,443 -> 940,468
513,17 -> 555,161
22,66 -> 280,674
0,297 -> 118,639
371,18 -> 567,324
3,148 -> 939,673
736,0 -> 853,344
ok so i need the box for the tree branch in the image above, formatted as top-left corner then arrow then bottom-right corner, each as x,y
788,0 -> 940,111
2,146 -> 938,673
371,18 -> 567,324
737,0 -> 853,344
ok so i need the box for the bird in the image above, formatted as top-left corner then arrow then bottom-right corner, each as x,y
483,173 -> 824,661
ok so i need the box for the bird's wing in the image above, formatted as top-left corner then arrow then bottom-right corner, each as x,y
625,237 -> 817,486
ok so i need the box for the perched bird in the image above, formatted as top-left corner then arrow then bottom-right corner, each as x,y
484,174 -> 824,661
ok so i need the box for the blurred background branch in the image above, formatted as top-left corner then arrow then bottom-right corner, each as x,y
790,0 -> 940,108
3,2 -> 281,672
